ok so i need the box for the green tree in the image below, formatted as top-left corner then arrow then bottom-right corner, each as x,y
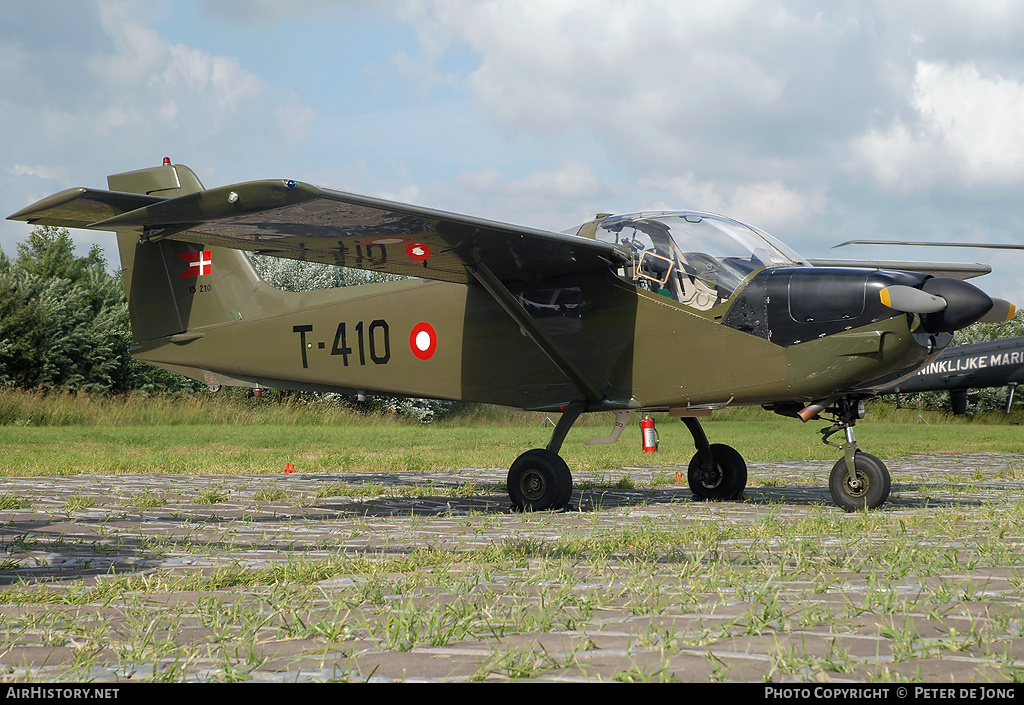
0,260 -> 121,390
248,253 -> 400,291
0,226 -> 197,394
15,225 -> 107,284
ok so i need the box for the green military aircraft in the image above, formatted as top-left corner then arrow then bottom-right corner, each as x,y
8,160 -> 1015,511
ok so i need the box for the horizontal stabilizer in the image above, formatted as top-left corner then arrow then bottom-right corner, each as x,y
7,188 -> 163,229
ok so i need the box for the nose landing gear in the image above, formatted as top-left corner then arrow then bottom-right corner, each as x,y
814,398 -> 892,511
828,450 -> 890,512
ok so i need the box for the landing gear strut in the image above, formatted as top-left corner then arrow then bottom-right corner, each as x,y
507,402 -> 582,511
683,417 -> 747,501
505,406 -> 751,510
815,398 -> 891,512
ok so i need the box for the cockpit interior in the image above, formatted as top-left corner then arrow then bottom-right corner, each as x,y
568,211 -> 807,310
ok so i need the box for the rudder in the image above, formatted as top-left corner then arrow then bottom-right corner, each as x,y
109,163 -> 273,344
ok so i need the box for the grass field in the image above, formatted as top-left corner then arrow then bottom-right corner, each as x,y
2,389 -> 1024,682
1,389 -> 1023,477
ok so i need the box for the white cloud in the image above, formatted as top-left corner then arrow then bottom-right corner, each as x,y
195,0 -> 343,26
457,160 -> 610,201
393,0 -> 843,172
729,181 -> 827,231
158,100 -> 179,125
161,44 -> 263,123
390,49 -> 459,101
849,119 -> 941,193
8,165 -> 65,181
852,60 -> 1024,190
89,22 -> 169,88
373,161 -> 627,231
916,62 -> 1024,181
640,173 -> 826,234
274,105 -> 319,143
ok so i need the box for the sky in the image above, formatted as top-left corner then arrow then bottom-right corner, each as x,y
4,0 -> 1024,304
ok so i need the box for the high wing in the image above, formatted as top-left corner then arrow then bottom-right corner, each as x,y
10,179 -> 628,286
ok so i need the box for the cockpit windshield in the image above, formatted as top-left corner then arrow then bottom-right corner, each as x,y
567,211 -> 808,310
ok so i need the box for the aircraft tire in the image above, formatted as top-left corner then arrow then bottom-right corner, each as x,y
688,443 -> 747,501
508,449 -> 572,511
829,451 -> 891,512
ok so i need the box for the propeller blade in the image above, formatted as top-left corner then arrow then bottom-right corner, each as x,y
977,298 -> 1016,324
835,239 -> 1024,250
879,285 -> 947,314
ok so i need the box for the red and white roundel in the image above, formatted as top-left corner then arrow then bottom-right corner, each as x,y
409,322 -> 437,360
406,242 -> 431,262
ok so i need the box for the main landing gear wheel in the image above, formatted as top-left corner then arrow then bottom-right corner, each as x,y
507,449 -> 573,511
688,443 -> 747,501
829,451 -> 891,512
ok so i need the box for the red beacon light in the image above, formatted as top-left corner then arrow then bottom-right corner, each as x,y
162,157 -> 171,165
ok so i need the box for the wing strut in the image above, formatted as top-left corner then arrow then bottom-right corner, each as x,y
466,261 -> 605,405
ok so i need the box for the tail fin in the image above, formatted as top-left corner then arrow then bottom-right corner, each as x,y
108,163 -> 274,343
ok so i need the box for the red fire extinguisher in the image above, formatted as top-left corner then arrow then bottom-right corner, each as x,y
641,416 -> 658,453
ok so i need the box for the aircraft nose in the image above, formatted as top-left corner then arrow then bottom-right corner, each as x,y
879,277 -> 1014,333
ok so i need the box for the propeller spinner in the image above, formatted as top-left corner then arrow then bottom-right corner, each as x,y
879,277 -> 1015,332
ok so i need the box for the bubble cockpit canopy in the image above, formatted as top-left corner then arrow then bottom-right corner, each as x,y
568,211 -> 808,310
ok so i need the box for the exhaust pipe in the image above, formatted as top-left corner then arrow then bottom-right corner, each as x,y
797,396 -> 840,422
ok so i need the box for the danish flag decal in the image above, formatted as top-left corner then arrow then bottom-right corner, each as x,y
178,250 -> 212,278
